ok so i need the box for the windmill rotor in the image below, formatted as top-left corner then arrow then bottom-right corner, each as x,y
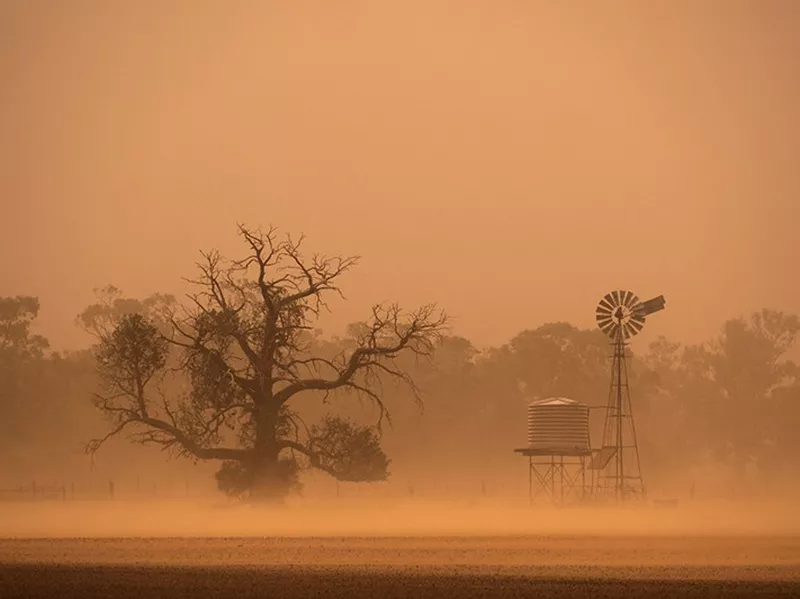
596,290 -> 665,340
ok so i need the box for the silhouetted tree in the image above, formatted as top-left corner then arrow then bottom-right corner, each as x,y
652,309 -> 800,493
87,225 -> 446,501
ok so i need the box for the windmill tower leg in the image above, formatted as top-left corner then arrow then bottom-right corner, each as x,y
598,310 -> 646,503
621,345 -> 646,501
616,328 -> 626,502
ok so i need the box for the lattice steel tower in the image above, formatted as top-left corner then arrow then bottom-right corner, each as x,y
593,290 -> 666,503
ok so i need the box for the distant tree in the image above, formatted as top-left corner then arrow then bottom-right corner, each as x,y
472,321 -> 658,439
77,285 -> 176,339
373,335 -> 483,474
0,297 -> 100,480
673,309 -> 800,491
87,225 -> 446,502
0,296 -> 50,425
504,322 -> 612,404
0,296 -> 49,359
0,297 -> 48,455
638,335 -> 691,481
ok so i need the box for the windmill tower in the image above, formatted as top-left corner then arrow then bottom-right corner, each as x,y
593,290 -> 666,504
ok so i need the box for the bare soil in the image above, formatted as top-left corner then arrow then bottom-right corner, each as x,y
1,536 -> 798,598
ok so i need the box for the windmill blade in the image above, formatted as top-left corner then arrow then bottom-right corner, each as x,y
624,292 -> 639,308
595,311 -> 614,320
622,290 -> 634,308
598,317 -> 614,333
597,318 -> 614,329
611,290 -> 621,307
619,290 -> 629,307
598,318 -> 616,338
625,321 -> 641,338
597,297 -> 613,310
596,312 -> 613,324
596,311 -> 613,323
621,321 -> 631,339
628,318 -> 645,334
597,316 -> 613,329
600,293 -> 614,310
596,304 -> 613,316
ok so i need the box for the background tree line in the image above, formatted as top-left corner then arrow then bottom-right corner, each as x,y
1,231 -> 798,501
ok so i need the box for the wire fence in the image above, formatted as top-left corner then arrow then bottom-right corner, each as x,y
0,478 -> 216,502
0,482 -> 69,502
0,477 -> 526,503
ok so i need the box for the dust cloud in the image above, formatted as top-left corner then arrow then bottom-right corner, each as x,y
1,498 -> 798,540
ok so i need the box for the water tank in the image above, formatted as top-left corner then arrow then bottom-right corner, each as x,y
527,397 -> 590,454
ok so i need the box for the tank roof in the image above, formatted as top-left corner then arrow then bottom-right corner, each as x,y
528,397 -> 585,407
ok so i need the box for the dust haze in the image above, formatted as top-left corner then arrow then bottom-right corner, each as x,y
2,1 -> 799,351
2,2 -> 800,597
2,498 -> 800,540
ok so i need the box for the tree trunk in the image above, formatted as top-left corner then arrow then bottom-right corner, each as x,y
249,408 -> 286,504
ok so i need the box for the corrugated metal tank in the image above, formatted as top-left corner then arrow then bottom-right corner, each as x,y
527,397 -> 590,454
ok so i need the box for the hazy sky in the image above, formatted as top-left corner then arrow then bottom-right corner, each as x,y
1,1 -> 798,351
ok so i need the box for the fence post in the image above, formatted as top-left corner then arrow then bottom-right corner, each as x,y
109,480 -> 115,500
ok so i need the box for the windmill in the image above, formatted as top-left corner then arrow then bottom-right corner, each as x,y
592,290 -> 666,503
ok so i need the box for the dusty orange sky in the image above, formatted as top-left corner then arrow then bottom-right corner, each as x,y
1,1 -> 798,351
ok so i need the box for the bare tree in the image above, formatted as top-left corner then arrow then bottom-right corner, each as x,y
88,225 -> 446,501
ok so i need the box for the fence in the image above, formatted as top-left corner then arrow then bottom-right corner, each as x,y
0,477 -> 522,503
0,477 -> 216,502
0,482 -> 69,501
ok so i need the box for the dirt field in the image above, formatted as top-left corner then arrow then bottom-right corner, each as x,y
2,562 -> 799,599
1,500 -> 799,597
1,535 -> 799,598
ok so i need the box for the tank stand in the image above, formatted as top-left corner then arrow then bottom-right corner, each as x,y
516,450 -> 589,506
